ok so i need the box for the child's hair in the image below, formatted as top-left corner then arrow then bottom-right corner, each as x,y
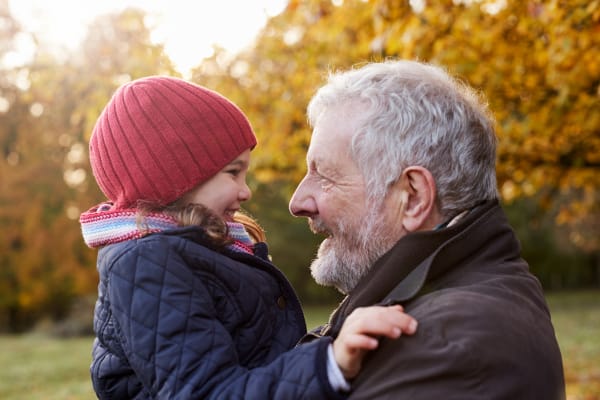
136,201 -> 266,249
233,211 -> 267,243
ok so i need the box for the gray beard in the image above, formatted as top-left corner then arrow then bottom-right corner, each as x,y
309,207 -> 399,294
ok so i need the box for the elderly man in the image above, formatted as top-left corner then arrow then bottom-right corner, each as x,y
290,60 -> 565,399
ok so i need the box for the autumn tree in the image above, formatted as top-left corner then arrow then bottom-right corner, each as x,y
193,0 -> 599,257
0,0 -> 32,331
2,1 -> 598,330
0,6 -> 177,331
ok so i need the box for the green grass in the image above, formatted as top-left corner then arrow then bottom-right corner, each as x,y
0,333 -> 94,399
546,290 -> 600,400
1,290 -> 598,400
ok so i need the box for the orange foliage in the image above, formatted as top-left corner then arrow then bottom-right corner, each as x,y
193,0 -> 599,252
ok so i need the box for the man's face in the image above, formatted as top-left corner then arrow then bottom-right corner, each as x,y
289,106 -> 405,294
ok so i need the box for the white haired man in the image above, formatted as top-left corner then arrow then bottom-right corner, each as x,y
290,60 -> 565,399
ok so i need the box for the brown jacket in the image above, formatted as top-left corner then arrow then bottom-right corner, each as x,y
306,201 -> 565,399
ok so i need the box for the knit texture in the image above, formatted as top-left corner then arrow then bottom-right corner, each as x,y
89,76 -> 257,209
226,222 -> 255,254
80,204 -> 178,248
80,204 -> 255,254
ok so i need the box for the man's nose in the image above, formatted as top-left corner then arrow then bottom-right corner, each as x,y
289,178 -> 316,217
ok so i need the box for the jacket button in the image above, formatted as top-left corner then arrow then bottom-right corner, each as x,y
277,296 -> 286,309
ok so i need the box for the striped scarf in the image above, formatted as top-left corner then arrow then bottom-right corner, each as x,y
80,203 -> 254,254
226,221 -> 255,254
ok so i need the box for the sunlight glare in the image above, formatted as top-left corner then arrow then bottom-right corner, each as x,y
8,0 -> 287,78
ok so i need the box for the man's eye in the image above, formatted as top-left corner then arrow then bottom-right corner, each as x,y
319,176 -> 333,188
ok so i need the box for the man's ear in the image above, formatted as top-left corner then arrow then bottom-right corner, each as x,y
392,166 -> 438,232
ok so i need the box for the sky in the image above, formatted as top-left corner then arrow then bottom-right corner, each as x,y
8,0 -> 286,77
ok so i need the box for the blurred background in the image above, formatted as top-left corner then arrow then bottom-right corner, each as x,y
0,0 -> 598,398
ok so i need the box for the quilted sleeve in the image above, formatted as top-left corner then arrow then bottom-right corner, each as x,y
106,241 -> 346,400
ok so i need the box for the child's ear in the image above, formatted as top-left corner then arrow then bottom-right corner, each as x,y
390,166 -> 438,232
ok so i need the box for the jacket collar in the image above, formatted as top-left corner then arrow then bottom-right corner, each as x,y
327,200 -> 513,334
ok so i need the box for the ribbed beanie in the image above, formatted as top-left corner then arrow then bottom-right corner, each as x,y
89,76 -> 257,209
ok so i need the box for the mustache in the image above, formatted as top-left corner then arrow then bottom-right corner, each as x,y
308,218 -> 332,236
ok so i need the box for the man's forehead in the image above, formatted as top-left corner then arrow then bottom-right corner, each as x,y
307,136 -> 355,178
309,116 -> 353,150
306,133 -> 349,165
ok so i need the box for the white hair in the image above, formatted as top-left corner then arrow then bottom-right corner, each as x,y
307,60 -> 499,218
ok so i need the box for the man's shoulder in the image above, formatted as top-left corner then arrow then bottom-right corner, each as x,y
349,285 -> 563,399
409,283 -> 549,334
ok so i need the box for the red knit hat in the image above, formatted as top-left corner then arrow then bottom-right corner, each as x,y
89,76 -> 257,209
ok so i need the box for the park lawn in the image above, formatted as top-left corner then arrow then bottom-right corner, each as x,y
546,290 -> 600,399
0,334 -> 94,399
1,290 -> 599,400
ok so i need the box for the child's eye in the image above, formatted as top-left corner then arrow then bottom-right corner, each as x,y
226,169 -> 241,176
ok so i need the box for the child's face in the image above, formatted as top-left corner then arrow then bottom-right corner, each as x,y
178,149 -> 252,222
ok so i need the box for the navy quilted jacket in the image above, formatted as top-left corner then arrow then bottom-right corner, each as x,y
91,226 -> 344,399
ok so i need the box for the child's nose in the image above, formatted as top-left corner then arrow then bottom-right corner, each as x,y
239,182 -> 252,202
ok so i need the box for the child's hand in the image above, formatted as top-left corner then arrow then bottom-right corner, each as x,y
332,305 -> 417,380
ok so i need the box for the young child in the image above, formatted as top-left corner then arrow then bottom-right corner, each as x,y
80,76 -> 417,399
